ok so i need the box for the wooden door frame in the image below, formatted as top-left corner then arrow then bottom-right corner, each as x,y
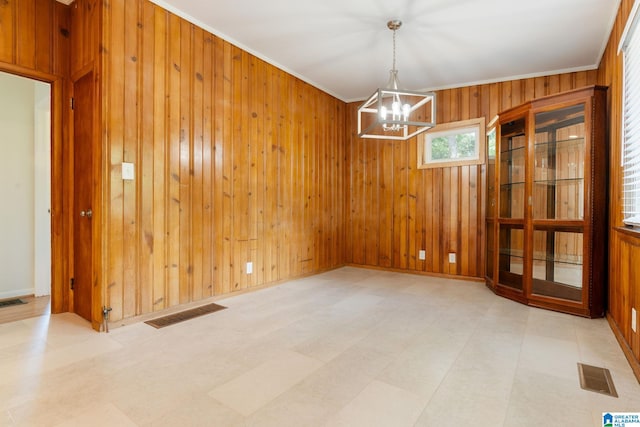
0,61 -> 104,331
0,62 -> 69,316
71,63 -> 103,331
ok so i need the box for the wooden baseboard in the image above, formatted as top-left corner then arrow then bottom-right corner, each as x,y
344,263 -> 484,283
606,313 -> 640,384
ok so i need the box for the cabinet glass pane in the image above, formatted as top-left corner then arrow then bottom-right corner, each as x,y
486,221 -> 495,280
487,128 -> 496,217
499,118 -> 526,218
532,229 -> 583,302
498,225 -> 524,290
533,104 -> 585,220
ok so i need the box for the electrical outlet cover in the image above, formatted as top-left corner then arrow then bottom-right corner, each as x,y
122,162 -> 135,180
448,253 -> 456,263
418,250 -> 426,260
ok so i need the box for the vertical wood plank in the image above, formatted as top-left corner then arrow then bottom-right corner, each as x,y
365,139 -> 379,266
178,20 -> 192,303
264,62 -> 277,282
51,1 -> 69,78
352,123 -> 365,265
278,68 -> 292,280
250,57 -> 261,285
408,137 -> 417,270
16,0 -> 36,69
422,167 -> 432,272
105,0 -> 125,321
138,0 -> 154,315
511,80 -> 522,108
167,12 -> 181,306
201,32 -> 214,298
191,25 -> 204,301
460,165 -> 470,276
379,140 -> 393,268
392,139 -> 407,269
0,0 -> 16,65
122,0 -> 138,319
470,165 -> 480,276
151,5 -> 167,311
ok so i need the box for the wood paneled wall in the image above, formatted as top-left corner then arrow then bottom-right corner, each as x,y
597,0 -> 640,379
345,72 -> 596,278
99,0 -> 345,322
0,0 -> 70,314
69,0 -> 101,76
0,0 -> 69,77
7,0 -> 627,337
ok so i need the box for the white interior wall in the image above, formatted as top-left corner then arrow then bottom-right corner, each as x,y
0,72 -> 51,299
34,81 -> 51,297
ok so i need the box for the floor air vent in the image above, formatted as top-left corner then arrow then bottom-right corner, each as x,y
577,363 -> 618,397
0,299 -> 26,308
145,303 -> 227,329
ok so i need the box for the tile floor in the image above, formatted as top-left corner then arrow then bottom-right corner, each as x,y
1,267 -> 638,426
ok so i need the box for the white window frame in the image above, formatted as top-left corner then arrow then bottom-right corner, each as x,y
418,117 -> 486,169
619,1 -> 640,227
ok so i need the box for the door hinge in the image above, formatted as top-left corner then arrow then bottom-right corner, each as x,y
70,97 -> 74,110
70,277 -> 74,290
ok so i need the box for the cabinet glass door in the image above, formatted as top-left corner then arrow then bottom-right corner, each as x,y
531,228 -> 583,301
499,118 -> 526,218
487,127 -> 497,218
498,224 -> 524,290
531,103 -> 585,303
486,127 -> 497,282
533,104 -> 585,220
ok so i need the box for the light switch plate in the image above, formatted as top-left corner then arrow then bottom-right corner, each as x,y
418,250 -> 426,260
122,162 -> 135,180
448,253 -> 456,263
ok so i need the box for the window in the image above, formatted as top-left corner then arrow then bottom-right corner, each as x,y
418,117 -> 485,169
621,2 -> 640,226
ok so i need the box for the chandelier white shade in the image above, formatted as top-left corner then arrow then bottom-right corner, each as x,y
357,20 -> 436,140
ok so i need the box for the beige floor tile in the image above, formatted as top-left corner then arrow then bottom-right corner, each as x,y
327,380 -> 426,427
503,368 -> 592,427
0,334 -> 122,386
53,403 -> 137,427
376,329 -> 467,398
0,267 -> 637,426
293,359 -> 376,409
149,394 -> 246,427
415,386 -> 509,426
518,333 -> 580,380
245,388 -> 336,427
208,349 -> 322,416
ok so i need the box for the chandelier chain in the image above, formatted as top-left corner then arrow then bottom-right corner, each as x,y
392,27 -> 397,72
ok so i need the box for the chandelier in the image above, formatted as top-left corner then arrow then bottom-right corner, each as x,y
357,20 -> 436,140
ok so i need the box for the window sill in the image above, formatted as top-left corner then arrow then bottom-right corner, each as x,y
614,225 -> 640,238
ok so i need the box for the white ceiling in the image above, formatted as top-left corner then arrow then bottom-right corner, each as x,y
140,1 -> 620,102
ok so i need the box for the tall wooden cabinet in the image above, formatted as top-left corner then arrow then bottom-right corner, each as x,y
485,86 -> 608,317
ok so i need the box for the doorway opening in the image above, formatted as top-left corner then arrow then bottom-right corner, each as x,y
0,71 -> 52,322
